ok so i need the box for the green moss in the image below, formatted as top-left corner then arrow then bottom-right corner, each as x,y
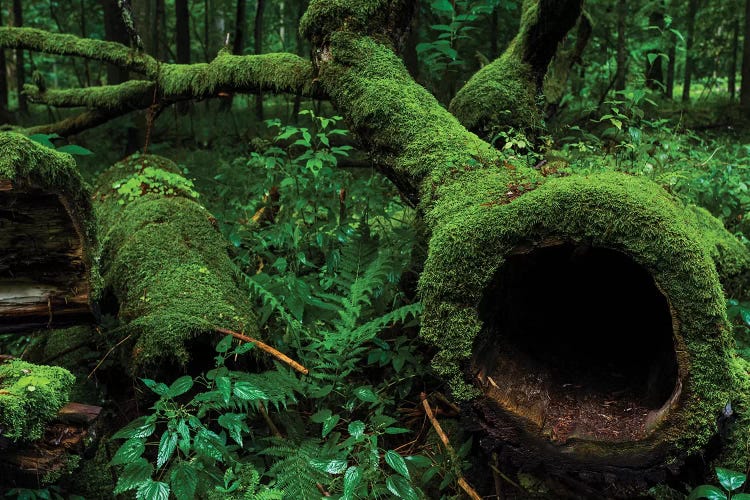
24,80 -> 154,111
301,0 -> 398,42
95,154 -> 258,371
0,360 -> 75,441
419,171 -> 744,461
70,438 -> 117,498
687,205 -> 750,296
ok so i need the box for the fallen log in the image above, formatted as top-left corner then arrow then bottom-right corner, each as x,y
0,401 -> 101,488
0,132 -> 96,333
301,2 -> 750,495
93,154 -> 260,373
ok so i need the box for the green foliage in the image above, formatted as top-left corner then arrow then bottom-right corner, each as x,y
28,133 -> 93,156
111,161 -> 200,205
689,467 -> 750,499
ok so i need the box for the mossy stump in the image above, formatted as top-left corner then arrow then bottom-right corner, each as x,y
94,154 -> 259,374
0,133 -> 96,333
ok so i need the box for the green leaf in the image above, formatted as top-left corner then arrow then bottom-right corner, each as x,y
344,466 -> 362,497
386,475 -> 419,500
57,144 -> 94,156
385,450 -> 410,479
717,467 -> 746,491
688,485 -> 728,500
170,462 -> 199,500
157,430 -> 178,469
348,420 -> 365,439
114,458 -> 153,494
310,458 -> 348,474
218,413 -> 248,446
215,334 -> 234,353
136,479 -> 170,500
741,308 -> 750,327
111,438 -> 146,465
28,133 -> 58,148
168,376 -> 193,398
385,427 -> 411,435
176,419 -> 191,455
353,386 -> 379,403
233,381 -> 269,401
734,495 -> 750,500
112,416 -> 156,440
430,0 -> 454,12
142,378 -> 169,397
216,376 -> 231,404
322,413 -> 340,437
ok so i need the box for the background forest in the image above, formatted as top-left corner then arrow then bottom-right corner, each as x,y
0,0 -> 749,499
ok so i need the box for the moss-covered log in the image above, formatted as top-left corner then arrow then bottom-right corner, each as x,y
302,0 -> 750,495
449,0 -> 583,140
93,154 -> 259,373
0,133 -> 96,333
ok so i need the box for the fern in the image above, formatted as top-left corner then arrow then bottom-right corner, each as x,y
263,439 -> 335,499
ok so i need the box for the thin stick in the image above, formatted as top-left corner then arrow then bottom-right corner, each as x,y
259,402 -> 282,438
420,392 -> 482,500
215,327 -> 309,375
87,334 -> 132,379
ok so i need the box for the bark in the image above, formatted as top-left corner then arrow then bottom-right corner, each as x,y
666,30 -> 676,99
682,0 -> 699,102
449,0 -> 584,141
233,0 -> 248,55
0,402 -> 101,488
645,9 -> 665,91
0,133 -> 96,333
254,0 -> 266,121
11,0 -> 25,113
741,0 -> 750,110
102,0 -> 131,84
730,16 -> 739,102
614,0 -> 627,92
175,0 -> 190,65
0,6 -> 8,113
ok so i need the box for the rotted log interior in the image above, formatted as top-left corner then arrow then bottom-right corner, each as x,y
473,241 -> 681,446
0,179 -> 92,333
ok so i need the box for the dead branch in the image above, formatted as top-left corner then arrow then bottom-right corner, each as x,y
215,327 -> 309,375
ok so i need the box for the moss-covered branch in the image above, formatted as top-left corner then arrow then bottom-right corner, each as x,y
0,28 -> 321,136
449,0 -> 583,140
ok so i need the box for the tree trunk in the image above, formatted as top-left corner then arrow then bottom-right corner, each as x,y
666,32 -> 676,99
175,0 -> 190,65
302,2 -> 750,495
0,5 -> 8,113
254,0 -> 266,121
729,16 -> 739,101
614,0 -> 627,92
0,133 -> 95,333
102,0 -> 130,84
233,0 -> 247,55
741,0 -> 750,110
682,0 -> 699,102
12,0 -> 25,113
645,9 -> 665,91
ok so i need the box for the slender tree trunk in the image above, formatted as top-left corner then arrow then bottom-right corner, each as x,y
79,0 -> 91,86
175,0 -> 190,64
741,0 -> 750,110
0,4 -> 8,113
682,0 -> 699,102
12,0 -> 25,113
254,0 -> 266,121
666,33 -> 676,99
233,0 -> 247,55
645,9 -> 665,91
614,0 -> 627,92
154,0 -> 167,60
403,11 -> 419,78
489,7 -> 498,60
730,16 -> 739,102
102,0 -> 130,84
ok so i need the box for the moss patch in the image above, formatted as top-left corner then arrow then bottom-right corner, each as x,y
95,154 -> 258,372
0,360 -> 75,441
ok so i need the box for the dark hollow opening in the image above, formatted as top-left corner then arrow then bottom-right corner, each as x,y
474,242 -> 679,443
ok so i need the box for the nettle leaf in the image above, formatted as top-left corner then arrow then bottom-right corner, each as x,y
218,413 -> 249,446
323,414 -> 340,438
142,378 -> 169,397
57,144 -> 94,156
216,376 -> 232,404
114,458 -> 153,494
157,430 -> 178,469
688,485 -> 727,500
176,419 -> 191,455
343,466 -> 362,497
136,479 -> 170,500
310,458 -> 348,475
170,461 -> 199,500
112,416 -> 156,440
352,386 -> 379,403
385,450 -> 410,479
386,475 -> 418,500
111,438 -> 146,465
717,467 -> 747,491
168,376 -> 194,398
215,334 -> 234,353
348,420 -> 365,439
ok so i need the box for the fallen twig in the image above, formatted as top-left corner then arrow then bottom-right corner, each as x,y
420,392 -> 482,500
214,327 -> 309,375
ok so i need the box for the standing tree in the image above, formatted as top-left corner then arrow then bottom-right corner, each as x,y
0,0 -> 748,496
742,0 -> 750,110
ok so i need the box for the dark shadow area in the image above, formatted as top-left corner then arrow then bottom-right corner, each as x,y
473,242 -> 679,443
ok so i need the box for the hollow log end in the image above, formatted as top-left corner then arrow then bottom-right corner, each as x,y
419,171 -> 749,494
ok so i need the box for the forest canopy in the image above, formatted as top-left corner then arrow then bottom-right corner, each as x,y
0,1 -> 749,499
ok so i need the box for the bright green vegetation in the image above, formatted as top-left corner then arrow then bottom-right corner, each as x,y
95,154 -> 258,371
0,360 -> 75,441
